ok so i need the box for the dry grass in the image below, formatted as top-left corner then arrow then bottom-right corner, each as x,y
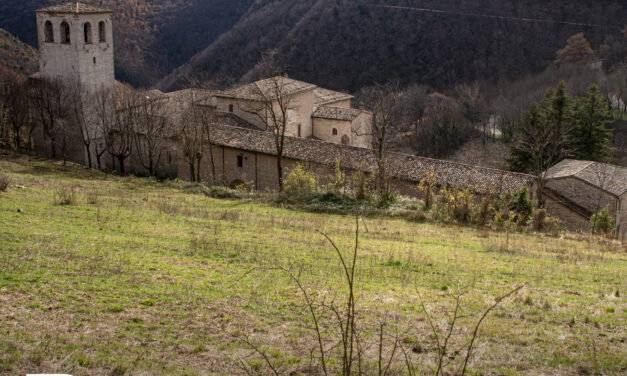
0,155 -> 625,376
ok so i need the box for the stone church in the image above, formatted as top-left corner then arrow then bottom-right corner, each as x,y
30,2 -> 626,239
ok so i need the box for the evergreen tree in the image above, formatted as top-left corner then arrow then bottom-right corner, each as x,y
573,84 -> 615,162
508,82 -> 576,206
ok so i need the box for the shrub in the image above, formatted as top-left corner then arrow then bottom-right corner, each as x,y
532,208 -> 547,232
0,173 -> 9,192
511,187 -> 533,225
591,206 -> 615,236
349,168 -> 374,201
55,185 -> 77,205
417,169 -> 437,209
284,164 -> 317,196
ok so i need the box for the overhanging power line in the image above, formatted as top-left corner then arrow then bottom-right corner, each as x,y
363,3 -> 623,29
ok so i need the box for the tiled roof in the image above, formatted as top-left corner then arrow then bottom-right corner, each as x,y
312,106 -> 363,121
207,125 -> 534,195
37,2 -> 112,13
217,77 -> 316,101
314,88 -> 353,107
547,159 -> 627,197
165,88 -> 215,106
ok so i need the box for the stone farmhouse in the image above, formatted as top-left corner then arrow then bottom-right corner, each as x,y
544,160 -> 627,240
28,2 -> 626,237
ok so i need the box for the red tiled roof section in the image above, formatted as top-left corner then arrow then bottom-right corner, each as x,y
209,124 -> 535,195
37,2 -> 112,13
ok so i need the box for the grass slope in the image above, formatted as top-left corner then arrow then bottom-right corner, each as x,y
0,154 -> 626,375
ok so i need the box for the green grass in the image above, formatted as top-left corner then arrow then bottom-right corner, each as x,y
0,154 -> 626,375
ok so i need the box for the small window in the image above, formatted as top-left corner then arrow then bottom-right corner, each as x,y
237,155 -> 243,168
60,21 -> 70,44
44,21 -> 54,43
93,57 -> 97,64
229,104 -> 234,113
297,124 -> 301,137
99,21 -> 106,42
332,128 -> 338,136
84,22 -> 92,44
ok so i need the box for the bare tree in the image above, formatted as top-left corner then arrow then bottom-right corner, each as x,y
358,81 -> 400,193
239,51 -> 292,191
94,85 -> 135,174
68,81 -> 95,167
27,78 -> 68,158
455,83 -> 489,146
133,92 -> 170,176
0,76 -> 29,150
177,92 -> 206,183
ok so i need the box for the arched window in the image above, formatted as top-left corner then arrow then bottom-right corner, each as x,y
60,21 -> 70,44
84,22 -> 92,44
44,21 -> 54,43
332,128 -> 338,136
98,21 -> 106,42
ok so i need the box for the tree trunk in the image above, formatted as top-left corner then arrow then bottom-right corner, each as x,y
277,155 -> 284,192
117,156 -> 125,175
85,144 -> 92,168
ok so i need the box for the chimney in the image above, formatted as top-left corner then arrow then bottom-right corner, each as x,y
359,101 -> 364,110
283,72 -> 289,78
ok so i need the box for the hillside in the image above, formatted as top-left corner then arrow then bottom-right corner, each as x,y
1,0 -> 625,90
1,154 -> 625,375
159,0 -> 627,92
0,28 -> 38,79
0,0 -> 253,87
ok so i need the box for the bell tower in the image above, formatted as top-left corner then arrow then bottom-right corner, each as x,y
36,2 -> 114,92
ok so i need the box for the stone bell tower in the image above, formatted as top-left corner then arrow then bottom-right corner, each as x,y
35,2 -> 114,92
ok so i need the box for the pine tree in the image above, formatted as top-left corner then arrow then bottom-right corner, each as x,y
508,82 -> 576,206
555,33 -> 596,65
573,84 -> 615,162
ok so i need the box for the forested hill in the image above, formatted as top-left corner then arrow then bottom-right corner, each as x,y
159,0 -> 626,92
0,28 -> 38,79
0,0 -> 253,87
1,0 -> 625,90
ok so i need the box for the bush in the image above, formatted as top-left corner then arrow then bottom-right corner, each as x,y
284,164 -> 317,196
0,173 -> 9,192
206,186 -> 246,199
55,185 -> 77,205
591,206 -> 615,236
511,187 -> 533,225
532,208 -> 547,232
533,208 -> 562,236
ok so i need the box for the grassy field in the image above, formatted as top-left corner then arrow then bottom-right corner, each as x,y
0,154 -> 626,376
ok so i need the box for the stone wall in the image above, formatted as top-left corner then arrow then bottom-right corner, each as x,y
546,177 -> 618,216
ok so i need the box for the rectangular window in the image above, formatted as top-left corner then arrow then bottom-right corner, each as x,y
229,104 -> 234,113
237,155 -> 243,168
